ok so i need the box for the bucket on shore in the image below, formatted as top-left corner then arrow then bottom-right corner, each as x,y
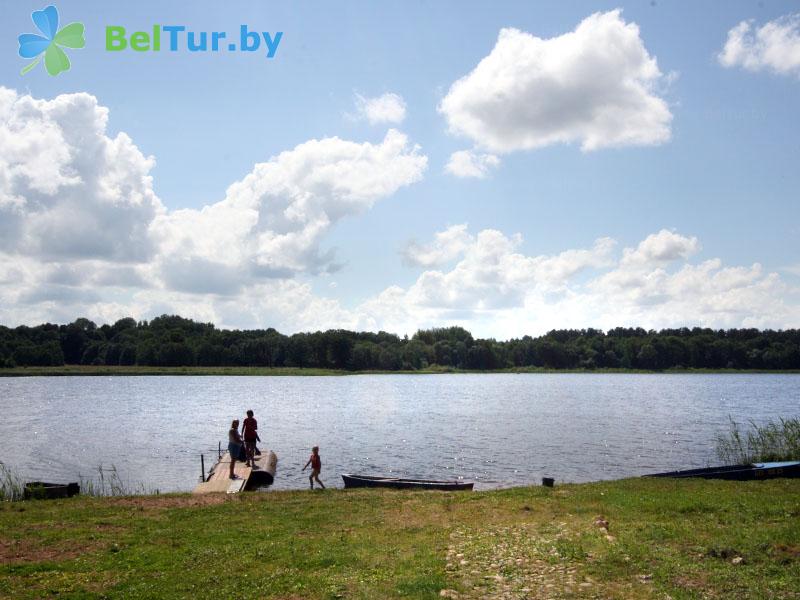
542,477 -> 555,488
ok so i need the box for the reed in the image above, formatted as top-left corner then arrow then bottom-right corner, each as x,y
78,464 -> 158,497
0,462 -> 25,501
715,417 -> 800,464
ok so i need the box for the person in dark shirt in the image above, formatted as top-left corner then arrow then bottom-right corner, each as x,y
241,409 -> 259,468
302,445 -> 325,489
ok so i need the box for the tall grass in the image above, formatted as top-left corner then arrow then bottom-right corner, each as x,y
0,462 -> 25,501
716,417 -> 800,464
79,464 -> 158,497
2,463 -> 157,501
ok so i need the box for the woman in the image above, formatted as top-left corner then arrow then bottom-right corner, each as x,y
228,419 -> 243,479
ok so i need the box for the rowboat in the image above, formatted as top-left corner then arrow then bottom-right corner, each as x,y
647,461 -> 800,481
341,473 -> 474,491
23,481 -> 80,500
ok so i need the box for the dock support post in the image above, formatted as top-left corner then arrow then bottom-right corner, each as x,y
218,441 -> 221,459
200,454 -> 206,482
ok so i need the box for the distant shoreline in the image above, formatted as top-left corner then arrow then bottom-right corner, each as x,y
2,365 -> 799,377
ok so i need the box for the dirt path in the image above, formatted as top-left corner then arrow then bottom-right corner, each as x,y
440,524 -> 628,599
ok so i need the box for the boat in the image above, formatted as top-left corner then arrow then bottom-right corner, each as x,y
647,461 -> 800,481
341,473 -> 474,491
23,481 -> 80,500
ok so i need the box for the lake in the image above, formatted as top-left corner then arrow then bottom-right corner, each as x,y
1,373 -> 797,492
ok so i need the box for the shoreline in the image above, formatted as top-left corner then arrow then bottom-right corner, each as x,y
1,365 -> 799,377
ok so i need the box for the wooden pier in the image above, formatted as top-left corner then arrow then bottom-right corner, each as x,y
194,449 -> 278,494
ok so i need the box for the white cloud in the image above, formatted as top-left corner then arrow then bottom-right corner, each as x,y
1,218 -> 797,337
405,230 -> 616,310
128,279 -> 358,335
439,10 -> 672,153
0,88 -> 163,262
0,89 -> 426,287
620,229 -> 700,267
151,129 -> 427,288
355,92 -> 407,124
402,224 -> 473,267
719,15 -> 800,77
445,150 -> 500,178
350,228 -> 798,339
0,87 -> 428,329
1,88 -> 797,338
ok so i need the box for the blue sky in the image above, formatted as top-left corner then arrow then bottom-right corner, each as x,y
1,1 -> 798,337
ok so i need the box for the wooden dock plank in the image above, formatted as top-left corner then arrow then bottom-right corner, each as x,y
193,451 -> 244,494
194,450 -> 277,494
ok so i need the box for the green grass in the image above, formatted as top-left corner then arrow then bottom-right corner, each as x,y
1,478 -> 798,598
2,365 -> 799,377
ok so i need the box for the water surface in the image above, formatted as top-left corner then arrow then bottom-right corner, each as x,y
1,373 -> 797,492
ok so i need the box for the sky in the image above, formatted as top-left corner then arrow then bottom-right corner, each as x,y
0,0 -> 798,339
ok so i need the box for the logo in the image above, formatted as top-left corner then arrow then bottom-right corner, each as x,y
104,25 -> 282,57
18,5 -> 85,76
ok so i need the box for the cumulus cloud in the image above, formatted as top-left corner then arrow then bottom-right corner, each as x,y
350,228 -> 798,339
0,88 -> 163,262
406,230 -> 616,310
129,279 -> 358,335
439,10 -> 672,153
620,229 -> 700,267
445,150 -> 500,178
355,92 -> 407,124
1,88 -> 796,337
718,14 -> 800,77
152,129 -> 427,288
0,87 -> 427,329
402,224 -> 473,267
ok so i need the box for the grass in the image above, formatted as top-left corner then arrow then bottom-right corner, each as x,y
2,365 -> 799,377
716,417 -> 800,464
1,478 -> 799,598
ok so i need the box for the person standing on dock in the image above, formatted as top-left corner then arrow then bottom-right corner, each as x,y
228,419 -> 243,479
302,446 -> 325,489
241,409 -> 259,468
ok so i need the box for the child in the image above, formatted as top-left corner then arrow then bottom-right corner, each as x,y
241,409 -> 259,468
302,446 -> 325,489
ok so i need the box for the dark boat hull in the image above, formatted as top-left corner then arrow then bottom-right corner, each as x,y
342,474 -> 474,491
648,461 -> 800,481
24,481 -> 80,500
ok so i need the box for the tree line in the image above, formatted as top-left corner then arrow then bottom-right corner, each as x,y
1,315 -> 799,371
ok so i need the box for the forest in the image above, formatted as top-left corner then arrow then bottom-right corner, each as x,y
1,315 -> 799,371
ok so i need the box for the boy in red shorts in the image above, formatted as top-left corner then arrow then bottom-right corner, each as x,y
302,446 -> 325,489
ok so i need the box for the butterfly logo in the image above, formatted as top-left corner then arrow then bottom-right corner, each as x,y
18,5 -> 85,76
